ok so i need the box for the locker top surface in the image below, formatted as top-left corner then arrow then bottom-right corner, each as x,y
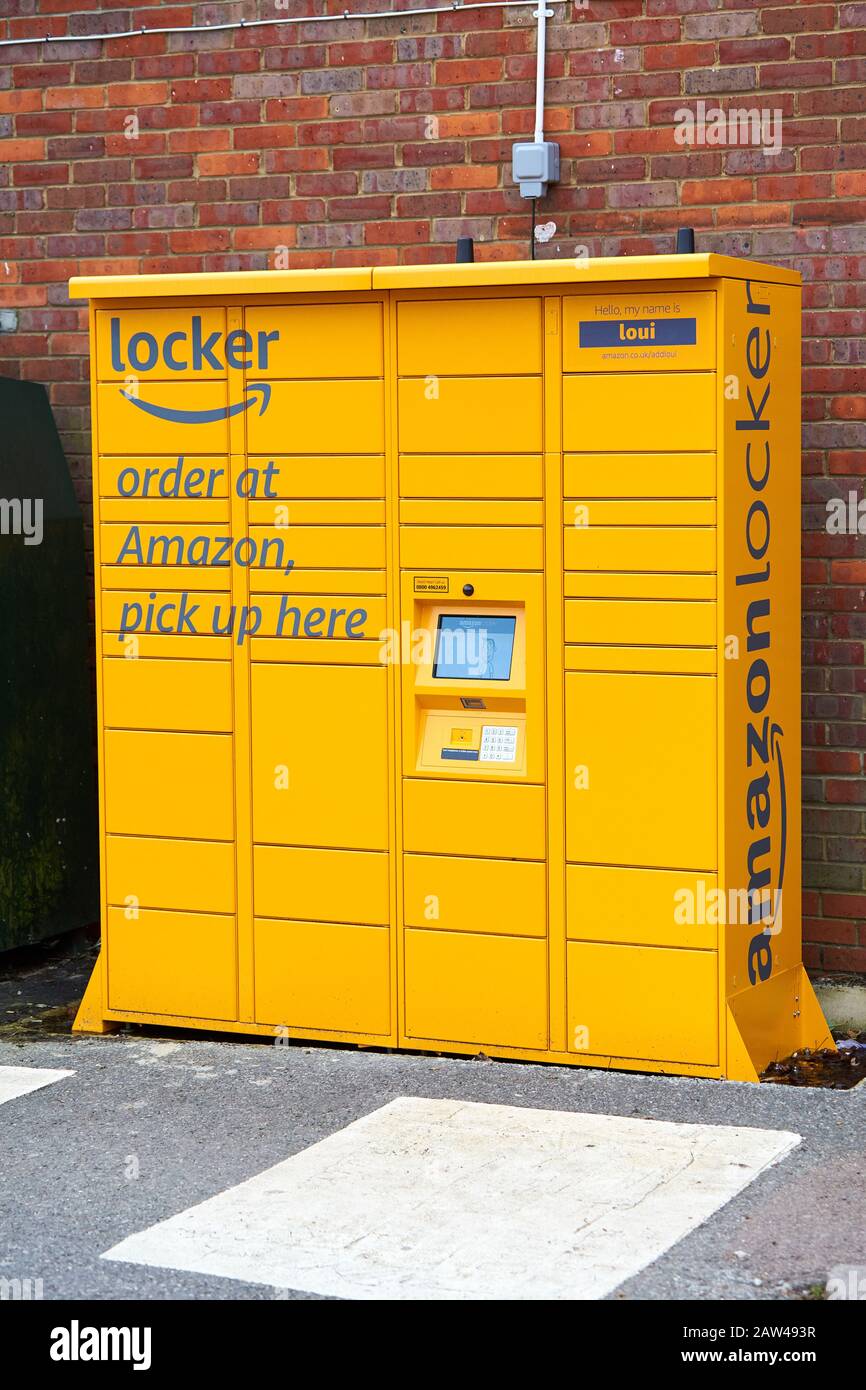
69,253 -> 801,301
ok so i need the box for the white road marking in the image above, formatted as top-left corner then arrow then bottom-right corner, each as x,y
0,1065 -> 73,1106
103,1097 -> 799,1300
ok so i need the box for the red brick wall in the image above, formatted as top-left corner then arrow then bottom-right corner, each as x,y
1,0 -> 865,974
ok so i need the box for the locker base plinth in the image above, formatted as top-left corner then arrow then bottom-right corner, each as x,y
725,965 -> 835,1083
72,956 -> 121,1035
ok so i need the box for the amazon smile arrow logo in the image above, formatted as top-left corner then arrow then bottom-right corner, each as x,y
119,381 -> 272,424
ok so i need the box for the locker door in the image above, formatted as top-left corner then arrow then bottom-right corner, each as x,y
251,663 -> 389,851
566,671 -> 717,871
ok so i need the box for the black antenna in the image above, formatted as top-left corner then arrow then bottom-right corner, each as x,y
676,227 -> 696,253
456,236 -> 474,263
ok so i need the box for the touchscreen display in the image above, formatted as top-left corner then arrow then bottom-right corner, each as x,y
432,614 -> 516,681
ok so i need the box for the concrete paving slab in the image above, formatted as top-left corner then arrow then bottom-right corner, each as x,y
102,1097 -> 799,1300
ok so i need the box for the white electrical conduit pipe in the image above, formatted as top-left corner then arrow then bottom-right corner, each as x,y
533,3 -> 553,145
0,2 -> 560,47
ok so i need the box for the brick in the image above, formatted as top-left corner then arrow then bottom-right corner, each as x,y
682,12 -> 758,40
105,83 -> 169,106
683,66 -> 758,95
300,68 -> 363,95
763,6 -> 838,35
682,178 -> 754,206
0,89 -> 42,114
609,18 -> 681,45
361,169 -> 426,195
168,228 -> 232,254
836,172 -> 866,197
198,152 -> 258,177
330,94 -> 398,119
15,111 -> 73,135
169,79 -> 232,103
200,101 -> 263,126
760,60 -> 834,89
430,166 -> 499,190
13,163 -> 70,187
717,38 -> 791,64
1,138 -> 45,162
436,112 -> 499,138
168,129 -> 231,153
133,155 -> 193,180
644,43 -> 714,72
364,220 -> 430,245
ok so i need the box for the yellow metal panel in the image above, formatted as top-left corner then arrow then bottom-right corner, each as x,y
397,298 -> 542,375
563,374 -> 715,452
373,254 -> 800,289
96,382 -> 230,453
565,598 -> 716,647
107,908 -> 237,1020
106,836 -> 235,914
245,455 -> 385,498
564,453 -> 715,499
251,663 -> 389,850
727,967 -> 834,1080
400,454 -> 542,500
568,942 -> 718,1065
403,854 -> 546,937
102,657 -> 232,732
245,302 -> 383,378
247,500 -> 385,525
249,568 -> 385,596
251,638 -> 383,665
71,256 -> 799,301
249,524 -> 385,570
566,865 -> 718,950
400,500 -> 543,525
402,780 -> 546,859
246,380 -> 385,454
565,646 -> 717,675
404,929 -> 547,1049
101,566 -> 231,593
254,919 -> 390,1035
104,730 -> 234,839
565,671 -> 716,869
254,846 -> 389,924
398,378 -> 543,453
400,525 -> 543,571
564,526 -> 715,573
227,443 -> 254,1023
562,292 -> 715,372
564,499 -> 715,526
73,266 -> 374,299
99,498 -> 231,524
543,294 -> 567,1053
101,633 -> 233,661
565,572 -> 716,600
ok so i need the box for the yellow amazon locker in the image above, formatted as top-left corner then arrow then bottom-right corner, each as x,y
70,254 -> 831,1080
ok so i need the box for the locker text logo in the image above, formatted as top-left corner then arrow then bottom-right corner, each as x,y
110,315 -> 279,423
735,282 -> 786,988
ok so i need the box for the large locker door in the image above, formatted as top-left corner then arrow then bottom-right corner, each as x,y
565,670 -> 717,871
